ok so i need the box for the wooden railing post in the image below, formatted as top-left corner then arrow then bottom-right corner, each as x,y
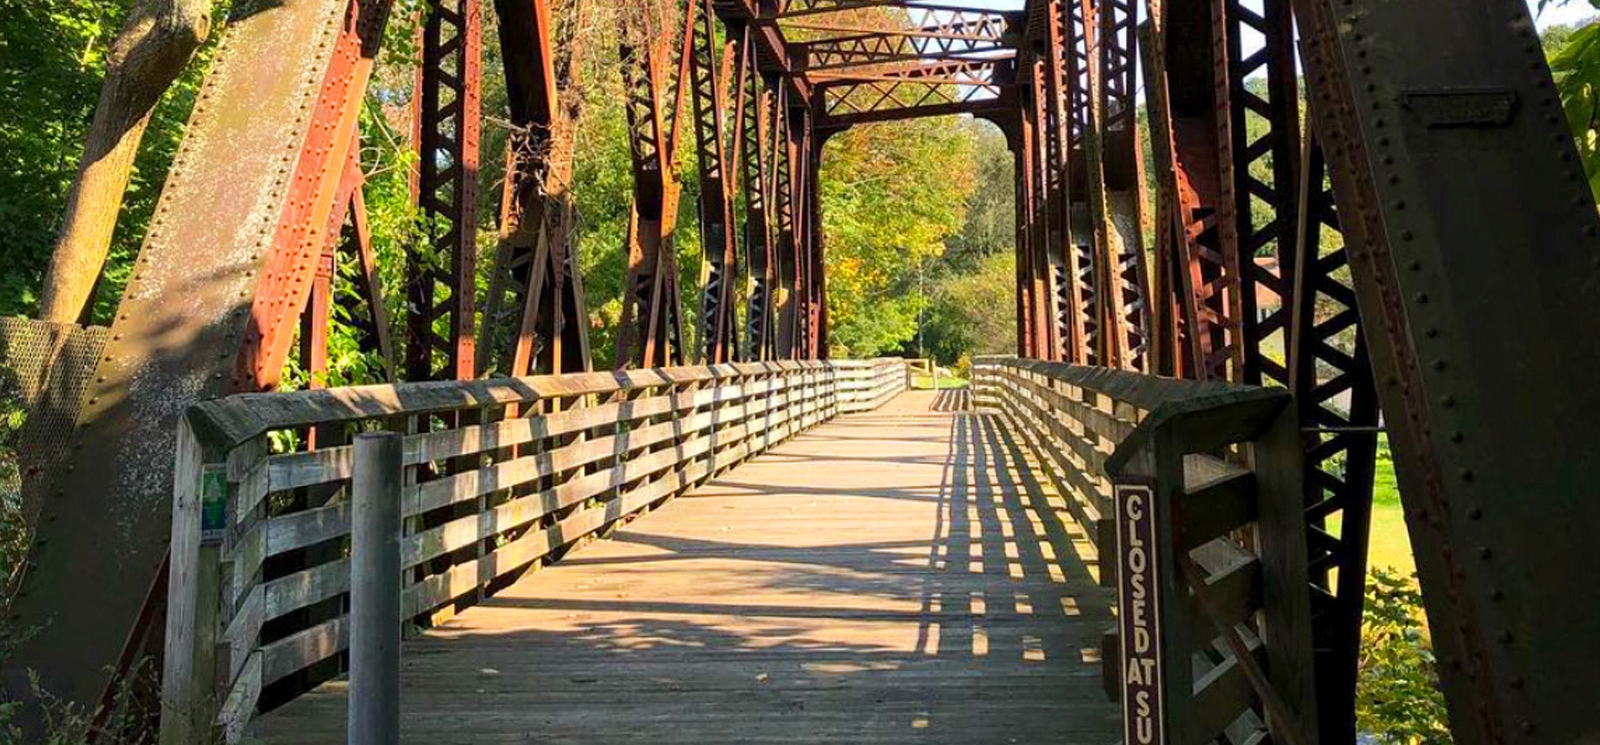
159,417 -> 222,745
349,432 -> 403,745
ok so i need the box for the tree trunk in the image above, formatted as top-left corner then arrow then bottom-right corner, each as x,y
38,0 -> 214,324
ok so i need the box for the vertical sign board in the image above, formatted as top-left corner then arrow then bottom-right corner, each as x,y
1116,478 -> 1165,744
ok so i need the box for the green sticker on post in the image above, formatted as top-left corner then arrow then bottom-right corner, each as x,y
200,465 -> 229,543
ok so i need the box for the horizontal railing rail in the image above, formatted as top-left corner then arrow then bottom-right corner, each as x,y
833,357 -> 911,412
972,357 -> 1319,745
160,360 -> 905,744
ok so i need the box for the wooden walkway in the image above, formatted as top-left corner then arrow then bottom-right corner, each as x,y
248,390 -> 1120,744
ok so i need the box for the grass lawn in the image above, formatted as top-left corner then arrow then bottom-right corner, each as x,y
1326,436 -> 1415,577
1367,437 -> 1414,575
910,374 -> 969,390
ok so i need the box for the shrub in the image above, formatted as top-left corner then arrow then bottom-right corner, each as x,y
1357,568 -> 1452,744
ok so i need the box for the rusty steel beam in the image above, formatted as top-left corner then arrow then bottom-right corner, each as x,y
1095,0 -> 1152,372
409,0 -> 482,382
742,70 -> 779,360
616,3 -> 697,368
481,0 -> 592,379
691,5 -> 745,363
1288,127 -> 1380,745
1075,0 -> 1131,369
775,0 -> 980,19
712,0 -> 812,104
1004,76 -> 1056,364
1292,0 -> 1600,741
1216,0 -> 1299,387
804,127 -> 829,359
1037,0 -> 1080,364
1060,0 -> 1100,365
771,83 -> 802,357
1141,0 -> 1243,382
1138,18 -> 1197,378
814,56 -> 1015,128
4,0 -> 395,715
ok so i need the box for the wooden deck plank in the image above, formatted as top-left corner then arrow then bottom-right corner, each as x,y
246,391 -> 1120,744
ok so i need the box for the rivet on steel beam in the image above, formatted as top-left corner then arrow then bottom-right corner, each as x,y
1490,588 -> 1504,601
1468,507 -> 1483,520
1441,395 -> 1455,407
1478,546 -> 1492,559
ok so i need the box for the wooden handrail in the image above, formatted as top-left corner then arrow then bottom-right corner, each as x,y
971,357 -> 1318,745
160,359 -> 907,744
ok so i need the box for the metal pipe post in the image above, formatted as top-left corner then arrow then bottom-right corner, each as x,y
349,432 -> 403,745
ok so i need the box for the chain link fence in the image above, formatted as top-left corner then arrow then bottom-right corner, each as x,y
0,317 -> 108,534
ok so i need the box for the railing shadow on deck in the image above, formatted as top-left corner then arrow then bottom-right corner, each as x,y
157,359 -> 910,744
242,394 -> 1119,743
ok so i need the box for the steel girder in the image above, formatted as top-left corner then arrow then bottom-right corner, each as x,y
1289,128 -> 1380,745
1035,1 -> 1081,364
1218,0 -> 1299,388
479,0 -> 593,379
409,0 -> 483,382
813,57 -> 1016,128
4,0 -> 397,714
1021,66 -> 1059,361
742,73 -> 780,360
1061,0 -> 1101,366
690,4 -> 747,364
616,3 -> 696,369
1141,0 -> 1243,382
1092,0 -> 1151,372
771,84 -> 802,357
791,9 -> 1015,72
1293,0 -> 1600,740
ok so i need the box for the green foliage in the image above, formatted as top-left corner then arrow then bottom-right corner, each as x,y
0,0 -> 226,323
1357,569 -> 1452,745
1551,20 -> 1600,202
821,118 -> 979,358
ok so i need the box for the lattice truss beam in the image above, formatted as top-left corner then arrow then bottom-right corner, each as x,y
814,58 -> 1012,124
760,2 -> 1021,125
792,8 -> 1015,71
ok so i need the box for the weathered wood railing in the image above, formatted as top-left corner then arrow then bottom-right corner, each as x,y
160,360 -> 906,743
973,357 -> 1319,745
834,357 -> 911,412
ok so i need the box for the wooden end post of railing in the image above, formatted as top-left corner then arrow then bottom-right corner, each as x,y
349,432 -> 402,745
159,416 -> 223,745
1106,395 -> 1319,745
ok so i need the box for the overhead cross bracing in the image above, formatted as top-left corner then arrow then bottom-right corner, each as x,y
726,1 -> 1026,128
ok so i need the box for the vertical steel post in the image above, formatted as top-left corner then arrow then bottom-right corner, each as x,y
1215,0 -> 1300,387
690,4 -> 742,363
409,0 -> 482,382
1140,0 -> 1244,381
617,1 -> 696,368
1097,0 -> 1154,372
742,71 -> 777,361
1288,126 -> 1380,745
1040,1 -> 1082,363
481,0 -> 592,379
